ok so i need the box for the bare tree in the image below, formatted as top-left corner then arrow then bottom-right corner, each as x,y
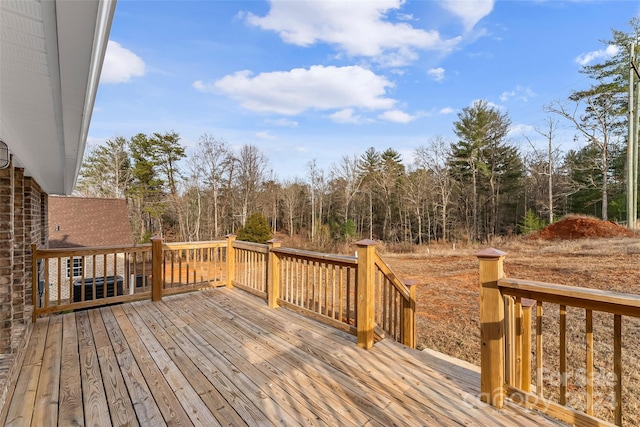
331,154 -> 363,222
194,134 -> 233,238
547,94 -> 622,220
415,136 -> 454,241
236,144 -> 268,226
280,179 -> 305,237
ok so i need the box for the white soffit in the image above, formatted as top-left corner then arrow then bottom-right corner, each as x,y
0,0 -> 116,194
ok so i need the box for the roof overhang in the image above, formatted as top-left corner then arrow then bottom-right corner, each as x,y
0,0 -> 116,194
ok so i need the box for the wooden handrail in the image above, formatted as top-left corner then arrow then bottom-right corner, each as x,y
273,247 -> 357,266
373,252 -> 413,300
34,244 -> 151,258
232,241 -> 269,253
163,240 -> 226,250
499,277 -> 640,317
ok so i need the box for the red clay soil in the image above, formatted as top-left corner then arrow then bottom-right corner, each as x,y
529,216 -> 635,240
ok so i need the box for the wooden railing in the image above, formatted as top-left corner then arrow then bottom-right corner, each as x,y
373,252 -> 417,347
161,240 -> 227,296
32,236 -> 417,350
231,239 -> 268,297
32,243 -> 153,318
477,248 -> 640,427
270,244 -> 359,336
224,238 -> 417,349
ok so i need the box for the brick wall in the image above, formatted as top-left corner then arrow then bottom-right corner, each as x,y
0,163 -> 46,354
24,177 -> 44,310
12,169 -> 24,323
0,166 -> 14,354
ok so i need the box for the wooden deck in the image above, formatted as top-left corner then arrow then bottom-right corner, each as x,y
1,288 -> 566,426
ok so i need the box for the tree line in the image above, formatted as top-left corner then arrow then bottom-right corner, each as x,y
76,19 -> 639,246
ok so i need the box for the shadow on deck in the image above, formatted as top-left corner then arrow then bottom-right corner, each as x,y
1,288 -> 566,426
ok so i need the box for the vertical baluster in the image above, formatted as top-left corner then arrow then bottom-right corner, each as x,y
288,256 -> 293,303
104,253 -> 109,298
54,257 -> 59,305
614,314 -> 622,426
324,263 -> 329,317
169,250 -> 174,287
313,262 -> 320,313
521,299 -> 535,394
339,267 -> 344,323
559,304 -> 567,405
346,267 -> 351,324
307,260 -> 313,310
536,301 -> 544,398
515,297 -> 523,390
331,265 -> 337,319
586,309 -> 594,416
382,274 -> 388,333
504,296 -> 516,387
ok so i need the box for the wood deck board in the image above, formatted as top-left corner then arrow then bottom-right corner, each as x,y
3,288 -> 568,427
99,308 -> 166,426
4,318 -> 50,427
77,311 -> 112,427
87,309 -> 140,427
58,313 -> 84,426
163,296 -> 381,427
208,290 -> 499,426
151,300 -> 283,427
31,315 -> 62,427
162,298 -> 325,426
174,294 -> 418,427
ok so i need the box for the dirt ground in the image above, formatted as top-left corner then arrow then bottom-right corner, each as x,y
382,217 -> 640,426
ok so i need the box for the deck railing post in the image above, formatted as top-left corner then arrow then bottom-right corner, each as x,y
356,239 -> 376,350
31,243 -> 38,322
267,239 -> 282,308
476,248 -> 507,409
151,236 -> 164,302
402,280 -> 418,348
226,234 -> 236,289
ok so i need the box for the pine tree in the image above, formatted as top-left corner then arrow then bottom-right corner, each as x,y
237,212 -> 272,244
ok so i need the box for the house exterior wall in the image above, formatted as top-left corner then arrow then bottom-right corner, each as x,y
0,165 -> 15,354
0,160 -> 46,354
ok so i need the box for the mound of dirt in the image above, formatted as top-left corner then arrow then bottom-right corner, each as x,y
529,216 -> 634,240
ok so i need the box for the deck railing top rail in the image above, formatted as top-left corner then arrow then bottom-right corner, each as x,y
272,246 -> 357,266
499,277 -> 640,317
373,252 -> 414,300
232,240 -> 269,253
35,243 -> 151,258
164,240 -> 226,250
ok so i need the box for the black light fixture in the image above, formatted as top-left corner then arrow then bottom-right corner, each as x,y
0,140 -> 9,169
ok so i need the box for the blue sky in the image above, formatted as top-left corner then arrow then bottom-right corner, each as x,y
89,0 -> 640,180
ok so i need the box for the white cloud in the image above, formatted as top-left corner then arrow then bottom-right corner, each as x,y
428,67 -> 445,82
378,109 -> 416,124
500,85 -> 537,102
576,44 -> 620,66
330,108 -> 367,124
439,107 -> 455,114
199,65 -> 396,115
508,123 -> 534,137
265,118 -> 299,128
500,90 -> 515,102
101,41 -> 145,84
245,1 -> 461,66
255,131 -> 277,140
441,0 -> 495,31
192,80 -> 208,91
